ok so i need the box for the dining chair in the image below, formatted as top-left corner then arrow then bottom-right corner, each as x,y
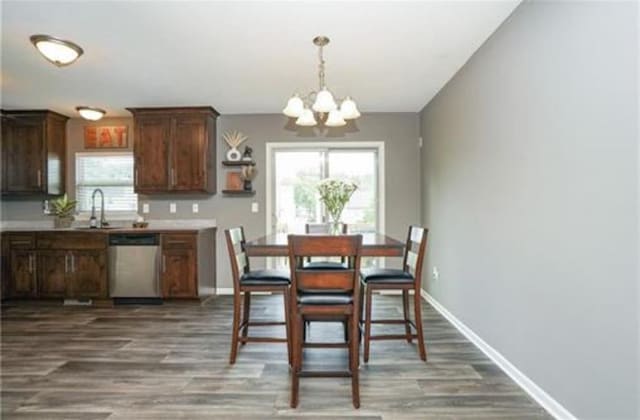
360,225 -> 428,362
304,222 -> 348,269
224,226 -> 291,365
288,234 -> 363,409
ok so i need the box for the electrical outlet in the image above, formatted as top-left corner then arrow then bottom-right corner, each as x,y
169,203 -> 176,214
192,203 -> 199,213
432,266 -> 439,281
142,203 -> 150,214
251,201 -> 259,213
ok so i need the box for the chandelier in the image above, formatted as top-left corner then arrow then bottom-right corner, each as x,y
282,36 -> 360,127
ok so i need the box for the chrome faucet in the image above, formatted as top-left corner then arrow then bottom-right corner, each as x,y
89,188 -> 109,228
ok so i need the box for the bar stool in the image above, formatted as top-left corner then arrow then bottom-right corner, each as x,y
288,234 -> 363,408
360,225 -> 428,362
224,226 -> 291,365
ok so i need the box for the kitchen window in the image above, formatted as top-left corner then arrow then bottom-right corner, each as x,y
75,152 -> 138,215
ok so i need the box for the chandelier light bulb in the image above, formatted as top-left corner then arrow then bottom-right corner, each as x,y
312,88 -> 337,113
76,106 -> 106,121
295,108 -> 317,127
282,95 -> 304,118
340,97 -> 361,120
325,109 -> 347,127
30,34 -> 84,67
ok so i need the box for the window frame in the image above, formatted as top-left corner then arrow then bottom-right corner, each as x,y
74,151 -> 138,220
265,141 -> 385,236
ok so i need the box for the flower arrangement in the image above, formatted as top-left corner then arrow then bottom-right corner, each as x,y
316,179 -> 358,225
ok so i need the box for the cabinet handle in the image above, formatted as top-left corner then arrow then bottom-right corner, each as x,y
135,169 -> 139,186
171,168 -> 176,186
162,255 -> 166,273
28,254 -> 34,273
71,254 -> 75,273
65,254 -> 69,273
37,170 -> 42,187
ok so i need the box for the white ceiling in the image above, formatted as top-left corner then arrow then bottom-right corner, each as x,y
1,1 -> 519,117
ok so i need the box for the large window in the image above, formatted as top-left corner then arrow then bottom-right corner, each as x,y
75,152 -> 137,214
268,142 -> 384,235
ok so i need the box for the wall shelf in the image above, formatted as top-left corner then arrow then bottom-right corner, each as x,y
222,190 -> 256,196
222,160 -> 256,167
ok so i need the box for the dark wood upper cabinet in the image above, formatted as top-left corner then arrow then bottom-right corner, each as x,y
127,107 -> 218,194
0,110 -> 68,196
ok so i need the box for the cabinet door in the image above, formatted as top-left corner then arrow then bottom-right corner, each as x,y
171,116 -> 206,192
9,250 -> 37,298
38,251 -> 68,298
67,250 -> 107,299
2,117 -> 45,193
161,248 -> 197,298
134,116 -> 171,192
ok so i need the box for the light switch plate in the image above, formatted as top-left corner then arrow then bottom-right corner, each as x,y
192,203 -> 199,213
432,266 -> 439,281
251,201 -> 259,213
142,203 -> 150,214
169,203 -> 177,213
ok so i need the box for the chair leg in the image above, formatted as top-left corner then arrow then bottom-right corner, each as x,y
283,288 -> 292,366
413,288 -> 427,361
290,311 -> 302,408
229,292 -> 241,364
402,290 -> 412,343
241,292 -> 251,346
363,285 -> 373,363
350,312 -> 360,408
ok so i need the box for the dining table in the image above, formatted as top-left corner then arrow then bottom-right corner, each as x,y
244,232 -> 405,257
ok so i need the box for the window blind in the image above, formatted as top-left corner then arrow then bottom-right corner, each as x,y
75,153 -> 137,213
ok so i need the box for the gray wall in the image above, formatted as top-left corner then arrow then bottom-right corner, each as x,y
419,1 -> 638,419
1,113 -> 421,290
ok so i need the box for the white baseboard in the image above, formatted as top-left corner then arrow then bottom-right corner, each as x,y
216,288 -> 233,295
420,289 -> 576,420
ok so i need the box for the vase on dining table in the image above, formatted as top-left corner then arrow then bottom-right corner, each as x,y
329,219 -> 343,235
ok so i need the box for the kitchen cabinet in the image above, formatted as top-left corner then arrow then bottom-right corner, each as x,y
9,250 -> 37,298
1,110 -> 68,195
161,233 -> 197,298
127,107 -> 218,194
2,232 -> 108,300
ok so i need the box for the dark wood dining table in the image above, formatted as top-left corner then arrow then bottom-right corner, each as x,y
244,232 -> 405,257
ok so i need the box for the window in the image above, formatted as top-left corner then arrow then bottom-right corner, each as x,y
267,142 -> 384,235
75,152 -> 137,214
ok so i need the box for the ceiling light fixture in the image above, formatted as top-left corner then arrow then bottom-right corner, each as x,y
30,34 -> 84,67
76,106 -> 106,121
283,36 -> 360,127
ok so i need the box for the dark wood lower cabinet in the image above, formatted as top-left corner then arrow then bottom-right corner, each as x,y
68,250 -> 107,298
9,250 -> 37,298
38,251 -> 67,298
161,233 -> 198,298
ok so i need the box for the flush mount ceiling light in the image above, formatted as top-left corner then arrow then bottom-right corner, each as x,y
76,106 -> 106,121
30,34 -> 84,67
283,36 -> 361,127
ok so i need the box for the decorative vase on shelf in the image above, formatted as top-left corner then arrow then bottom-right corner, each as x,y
226,147 -> 242,161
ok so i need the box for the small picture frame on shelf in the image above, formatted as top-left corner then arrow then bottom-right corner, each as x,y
225,172 -> 244,191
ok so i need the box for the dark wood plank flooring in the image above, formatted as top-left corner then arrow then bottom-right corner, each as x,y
1,294 -> 552,419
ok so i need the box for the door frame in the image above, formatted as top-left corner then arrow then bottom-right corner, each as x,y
265,141 -> 386,235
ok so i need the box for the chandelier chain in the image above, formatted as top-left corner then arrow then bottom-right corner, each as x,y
318,44 -> 325,90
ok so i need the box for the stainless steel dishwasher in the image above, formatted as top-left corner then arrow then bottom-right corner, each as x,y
109,233 -> 161,301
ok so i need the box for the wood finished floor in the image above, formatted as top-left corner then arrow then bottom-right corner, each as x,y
1,294 -> 552,419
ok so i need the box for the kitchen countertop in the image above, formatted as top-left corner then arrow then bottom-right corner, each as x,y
0,219 -> 217,233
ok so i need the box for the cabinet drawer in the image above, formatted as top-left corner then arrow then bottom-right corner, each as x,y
161,233 -> 196,249
37,232 -> 108,250
3,233 -> 36,249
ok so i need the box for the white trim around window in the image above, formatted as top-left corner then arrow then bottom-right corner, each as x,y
265,141 -> 386,236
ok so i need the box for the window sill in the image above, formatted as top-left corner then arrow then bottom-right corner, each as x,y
74,212 -> 139,222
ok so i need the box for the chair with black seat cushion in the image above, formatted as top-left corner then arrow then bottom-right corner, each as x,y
288,234 -> 363,409
225,227 -> 291,365
304,223 -> 348,269
360,225 -> 428,362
